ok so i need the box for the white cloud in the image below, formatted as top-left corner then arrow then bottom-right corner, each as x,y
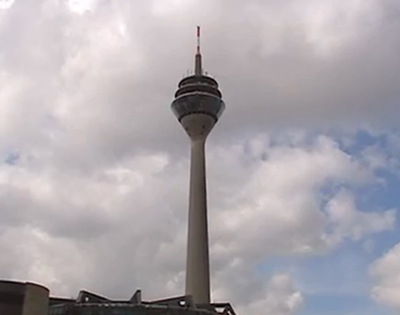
324,190 -> 396,246
370,243 -> 400,310
241,274 -> 303,315
0,0 -> 14,10
0,130 -> 394,313
210,135 -> 393,261
67,1 -> 91,13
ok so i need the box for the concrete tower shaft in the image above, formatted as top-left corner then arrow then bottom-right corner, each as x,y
170,27 -> 225,305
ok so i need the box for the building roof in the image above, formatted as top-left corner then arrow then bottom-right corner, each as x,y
49,290 -> 236,315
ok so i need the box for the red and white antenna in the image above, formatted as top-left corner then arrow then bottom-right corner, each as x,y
195,26 -> 203,76
197,26 -> 201,54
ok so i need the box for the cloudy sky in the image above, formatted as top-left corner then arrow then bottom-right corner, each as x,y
1,0 -> 400,314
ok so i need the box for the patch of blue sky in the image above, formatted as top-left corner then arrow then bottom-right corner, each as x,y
337,129 -> 400,253
337,129 -> 386,153
322,128 -> 400,254
318,181 -> 399,254
298,293 -> 393,315
257,242 -> 395,315
4,151 -> 19,165
257,241 -> 371,294
254,129 -> 400,314
247,128 -> 399,314
356,173 -> 400,258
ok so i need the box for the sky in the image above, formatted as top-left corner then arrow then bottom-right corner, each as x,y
0,0 -> 400,314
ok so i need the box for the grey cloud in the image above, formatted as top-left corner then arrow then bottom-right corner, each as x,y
2,0 -> 399,170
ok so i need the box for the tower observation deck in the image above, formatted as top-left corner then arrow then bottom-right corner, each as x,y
171,27 -> 225,141
171,27 -> 225,305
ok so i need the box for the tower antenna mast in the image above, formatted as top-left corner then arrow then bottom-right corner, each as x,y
197,25 -> 201,54
195,26 -> 202,76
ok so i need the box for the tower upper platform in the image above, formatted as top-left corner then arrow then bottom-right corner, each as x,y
171,74 -> 225,122
171,27 -> 225,129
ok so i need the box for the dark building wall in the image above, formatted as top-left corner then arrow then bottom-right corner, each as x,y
0,280 -> 25,315
0,280 -> 49,315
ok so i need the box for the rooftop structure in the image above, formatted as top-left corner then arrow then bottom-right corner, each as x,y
48,290 -> 236,315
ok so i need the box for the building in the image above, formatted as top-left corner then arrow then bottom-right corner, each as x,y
0,279 -> 49,315
171,26 -> 225,305
48,290 -> 236,315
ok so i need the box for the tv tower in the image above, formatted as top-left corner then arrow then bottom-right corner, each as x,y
171,27 -> 225,304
